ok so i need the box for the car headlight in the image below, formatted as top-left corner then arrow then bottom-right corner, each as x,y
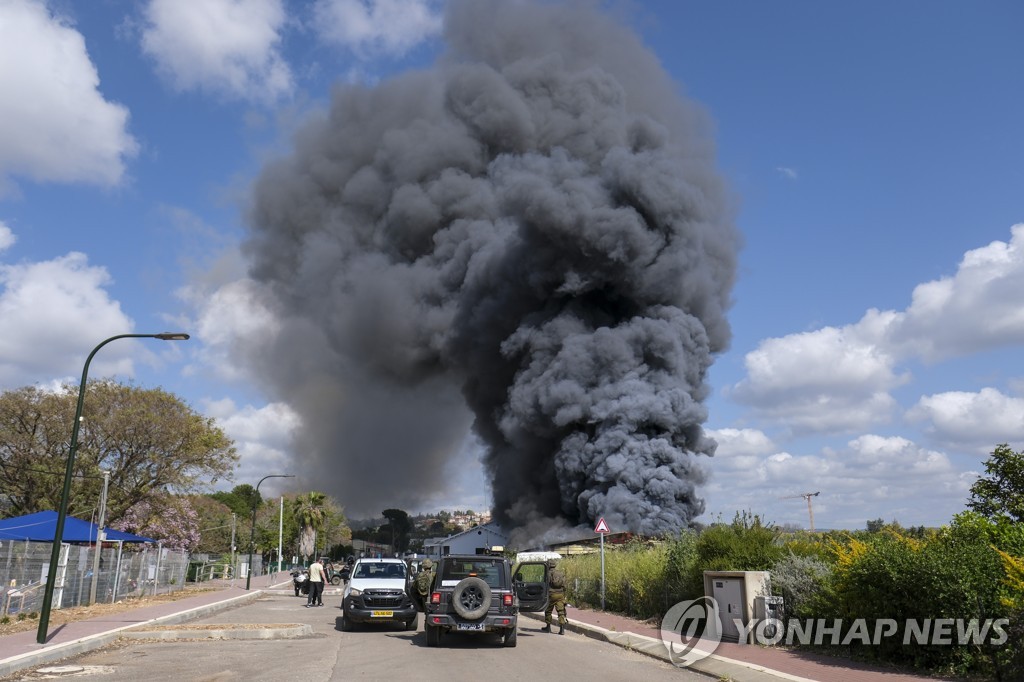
347,588 -> 362,597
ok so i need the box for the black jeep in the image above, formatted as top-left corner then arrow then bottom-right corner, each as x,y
423,554 -> 548,648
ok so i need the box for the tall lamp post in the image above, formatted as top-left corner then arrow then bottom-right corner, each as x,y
247,474 -> 294,590
37,332 -> 190,644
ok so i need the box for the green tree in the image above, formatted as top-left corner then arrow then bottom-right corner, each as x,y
968,443 -> 1024,522
382,508 -> 412,553
293,492 -> 327,560
0,382 -> 237,521
210,484 -> 263,518
319,501 -> 352,559
190,495 -> 236,554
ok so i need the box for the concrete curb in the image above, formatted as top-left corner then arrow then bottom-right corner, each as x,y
0,590 -> 263,678
121,623 -> 313,641
520,611 -> 816,682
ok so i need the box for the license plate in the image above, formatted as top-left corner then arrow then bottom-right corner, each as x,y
371,610 -> 394,618
457,622 -> 484,631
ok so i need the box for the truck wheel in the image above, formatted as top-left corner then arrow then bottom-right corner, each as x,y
341,613 -> 353,632
451,577 -> 491,621
405,614 -> 418,631
503,626 -> 517,647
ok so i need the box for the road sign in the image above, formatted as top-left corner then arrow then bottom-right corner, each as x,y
594,517 -> 610,534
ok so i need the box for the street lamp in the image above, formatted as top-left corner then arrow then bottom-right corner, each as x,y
247,474 -> 294,590
37,332 -> 190,644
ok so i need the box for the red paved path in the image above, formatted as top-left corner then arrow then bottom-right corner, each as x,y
551,604 -> 953,682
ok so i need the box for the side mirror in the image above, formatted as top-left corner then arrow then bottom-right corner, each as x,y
514,572 -> 523,581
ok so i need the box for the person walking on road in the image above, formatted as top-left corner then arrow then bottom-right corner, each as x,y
306,557 -> 325,607
541,558 -> 567,634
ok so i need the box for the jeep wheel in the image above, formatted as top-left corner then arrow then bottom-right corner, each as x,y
503,626 -> 517,648
451,577 -> 491,620
425,624 -> 440,647
331,575 -> 342,585
294,586 -> 300,597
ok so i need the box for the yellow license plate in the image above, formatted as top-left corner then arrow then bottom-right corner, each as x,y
371,610 -> 394,618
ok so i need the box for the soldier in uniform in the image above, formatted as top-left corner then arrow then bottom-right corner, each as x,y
412,558 -> 434,612
541,558 -> 567,634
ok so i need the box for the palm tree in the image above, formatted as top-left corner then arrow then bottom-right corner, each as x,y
293,492 -> 327,561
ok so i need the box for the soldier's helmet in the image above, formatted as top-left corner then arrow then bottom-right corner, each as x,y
546,558 -> 558,568
421,558 -> 433,570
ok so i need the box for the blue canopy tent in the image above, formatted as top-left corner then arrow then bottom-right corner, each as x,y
0,511 -> 154,543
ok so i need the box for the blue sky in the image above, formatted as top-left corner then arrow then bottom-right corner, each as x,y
1,0 -> 1022,530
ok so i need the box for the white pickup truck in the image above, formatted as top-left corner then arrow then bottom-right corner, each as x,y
340,557 -> 418,631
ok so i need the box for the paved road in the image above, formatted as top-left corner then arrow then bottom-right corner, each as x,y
8,587 -> 710,681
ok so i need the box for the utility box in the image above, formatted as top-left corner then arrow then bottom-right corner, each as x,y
754,595 -> 785,642
703,571 -> 772,643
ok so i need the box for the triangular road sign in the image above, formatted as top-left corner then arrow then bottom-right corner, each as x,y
594,517 -> 610,534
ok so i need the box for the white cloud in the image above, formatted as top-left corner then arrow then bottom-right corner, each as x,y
141,0 -> 292,102
203,397 -> 301,493
731,225 -> 1024,434
0,0 -> 137,190
908,387 -> 1024,450
731,310 -> 907,433
701,432 -> 971,529
0,221 -> 14,251
0,252 -> 136,388
312,0 -> 442,57
890,224 -> 1024,361
775,166 -> 798,180
178,276 -> 279,383
707,427 -> 776,456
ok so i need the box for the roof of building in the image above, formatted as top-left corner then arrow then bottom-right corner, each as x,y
422,521 -> 508,548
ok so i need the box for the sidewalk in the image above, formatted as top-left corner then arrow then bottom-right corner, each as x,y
0,573 -> 286,678
522,605 -> 947,682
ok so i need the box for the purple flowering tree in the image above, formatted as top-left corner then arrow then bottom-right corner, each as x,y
113,495 -> 201,552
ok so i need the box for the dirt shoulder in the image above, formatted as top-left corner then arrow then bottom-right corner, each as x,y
0,586 -> 217,637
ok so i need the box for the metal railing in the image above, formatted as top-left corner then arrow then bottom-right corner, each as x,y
186,554 -> 263,584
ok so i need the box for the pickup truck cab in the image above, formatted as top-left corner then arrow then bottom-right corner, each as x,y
341,557 -> 417,631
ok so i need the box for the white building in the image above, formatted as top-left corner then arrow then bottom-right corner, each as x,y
422,521 -> 509,559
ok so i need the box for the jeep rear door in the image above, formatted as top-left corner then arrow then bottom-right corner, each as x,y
513,561 -> 548,612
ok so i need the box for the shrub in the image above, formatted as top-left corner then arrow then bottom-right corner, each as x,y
689,511 -> 785,588
770,552 -> 833,620
824,517 -> 1016,677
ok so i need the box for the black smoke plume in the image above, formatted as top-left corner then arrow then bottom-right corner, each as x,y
241,0 -> 738,538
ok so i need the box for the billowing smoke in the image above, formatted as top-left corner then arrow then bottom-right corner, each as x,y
241,0 -> 738,537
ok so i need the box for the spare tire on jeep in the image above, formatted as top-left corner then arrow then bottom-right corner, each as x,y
451,577 -> 491,620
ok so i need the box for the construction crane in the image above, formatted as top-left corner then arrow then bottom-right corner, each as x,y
781,491 -> 820,531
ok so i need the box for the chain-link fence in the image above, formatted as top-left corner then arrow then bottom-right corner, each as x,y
1,540 -> 190,617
